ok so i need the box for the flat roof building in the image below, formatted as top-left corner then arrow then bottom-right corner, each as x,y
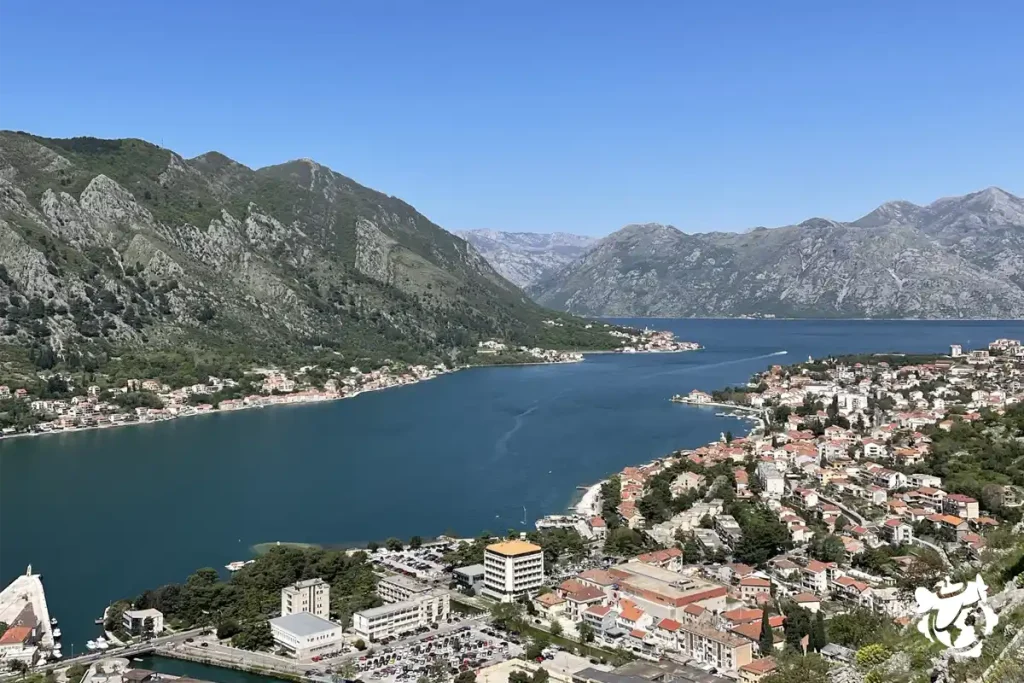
353,589 -> 449,642
269,612 -> 343,659
122,608 -> 165,636
378,574 -> 431,604
482,540 -> 544,602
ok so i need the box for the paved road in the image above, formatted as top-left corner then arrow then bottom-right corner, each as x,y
912,536 -> 953,569
14,628 -> 207,676
818,494 -> 867,526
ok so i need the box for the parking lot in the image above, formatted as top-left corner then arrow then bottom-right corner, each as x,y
368,546 -> 449,582
356,624 -> 522,682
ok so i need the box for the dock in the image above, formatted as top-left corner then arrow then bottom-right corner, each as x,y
0,565 -> 56,651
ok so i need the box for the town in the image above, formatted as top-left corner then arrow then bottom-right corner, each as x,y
3,338 -> 1023,683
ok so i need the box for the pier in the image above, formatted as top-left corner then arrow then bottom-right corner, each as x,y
0,566 -> 56,651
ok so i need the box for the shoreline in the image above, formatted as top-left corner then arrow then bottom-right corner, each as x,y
0,349 -> 700,445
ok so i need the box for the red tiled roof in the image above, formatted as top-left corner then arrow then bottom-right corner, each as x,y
740,658 -> 778,674
0,626 -> 32,645
740,577 -> 771,587
722,608 -> 761,624
658,618 -> 681,632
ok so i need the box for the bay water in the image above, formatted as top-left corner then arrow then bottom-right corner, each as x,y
3,318 -> 1023,658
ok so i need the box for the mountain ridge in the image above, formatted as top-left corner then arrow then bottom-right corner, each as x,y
526,187 -> 1024,319
0,131 -> 621,376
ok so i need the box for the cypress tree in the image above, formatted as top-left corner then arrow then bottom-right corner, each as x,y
810,611 -> 827,652
758,604 -> 774,654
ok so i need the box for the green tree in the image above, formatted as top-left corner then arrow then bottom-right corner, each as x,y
549,619 -> 563,637
66,664 -> 88,683
233,619 -> 274,651
826,608 -> 893,649
454,672 -> 476,683
758,604 -> 775,654
409,535 -> 423,550
490,602 -> 525,633
353,638 -> 366,650
682,539 -> 702,563
808,533 -> 846,564
855,643 -> 892,669
385,537 -> 404,551
809,612 -> 827,652
216,618 -> 241,640
526,632 -> 550,660
578,621 -> 595,643
763,653 -> 831,683
367,541 -> 379,552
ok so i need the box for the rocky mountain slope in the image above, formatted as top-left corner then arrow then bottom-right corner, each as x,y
0,132 -> 617,371
529,188 -> 1024,318
457,230 -> 595,288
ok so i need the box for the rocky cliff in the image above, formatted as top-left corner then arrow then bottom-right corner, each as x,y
0,132 -> 615,369
528,188 -> 1024,318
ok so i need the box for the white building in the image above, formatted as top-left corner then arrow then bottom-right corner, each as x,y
378,574 -> 431,604
756,462 -> 785,499
281,578 -> 330,619
122,608 -> 165,636
481,540 -> 545,602
352,590 -> 449,642
269,612 -> 344,658
950,344 -> 962,358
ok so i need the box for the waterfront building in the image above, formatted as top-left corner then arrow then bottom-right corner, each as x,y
378,573 -> 431,604
481,540 -> 544,602
453,564 -> 485,592
269,612 -> 344,658
352,589 -> 449,641
122,608 -> 165,636
281,578 -> 330,619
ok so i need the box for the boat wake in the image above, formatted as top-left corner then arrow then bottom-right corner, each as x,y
493,403 -> 538,461
643,350 -> 788,379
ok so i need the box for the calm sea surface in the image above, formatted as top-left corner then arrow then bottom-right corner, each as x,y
3,318 -> 1024,660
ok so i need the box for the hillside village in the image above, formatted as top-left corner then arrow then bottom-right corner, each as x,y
523,338 -> 1024,681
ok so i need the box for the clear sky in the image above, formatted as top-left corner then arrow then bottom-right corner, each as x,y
1,1 -> 1021,236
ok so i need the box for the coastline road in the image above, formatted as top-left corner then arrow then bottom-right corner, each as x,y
23,627 -> 207,674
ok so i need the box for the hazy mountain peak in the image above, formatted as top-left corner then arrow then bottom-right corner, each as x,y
611,223 -> 681,239
458,229 -> 596,289
851,199 -> 922,228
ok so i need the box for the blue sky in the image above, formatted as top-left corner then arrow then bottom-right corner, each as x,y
1,1 -> 1021,236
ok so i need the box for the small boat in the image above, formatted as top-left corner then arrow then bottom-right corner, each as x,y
53,628 -> 62,639
53,642 -> 62,650
96,636 -> 109,650
50,617 -> 58,627
86,640 -> 98,651
94,618 -> 104,625
50,651 -> 62,660
133,658 -> 144,663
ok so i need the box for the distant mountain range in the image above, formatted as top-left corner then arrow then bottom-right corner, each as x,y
457,230 -> 596,289
473,187 -> 1024,319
